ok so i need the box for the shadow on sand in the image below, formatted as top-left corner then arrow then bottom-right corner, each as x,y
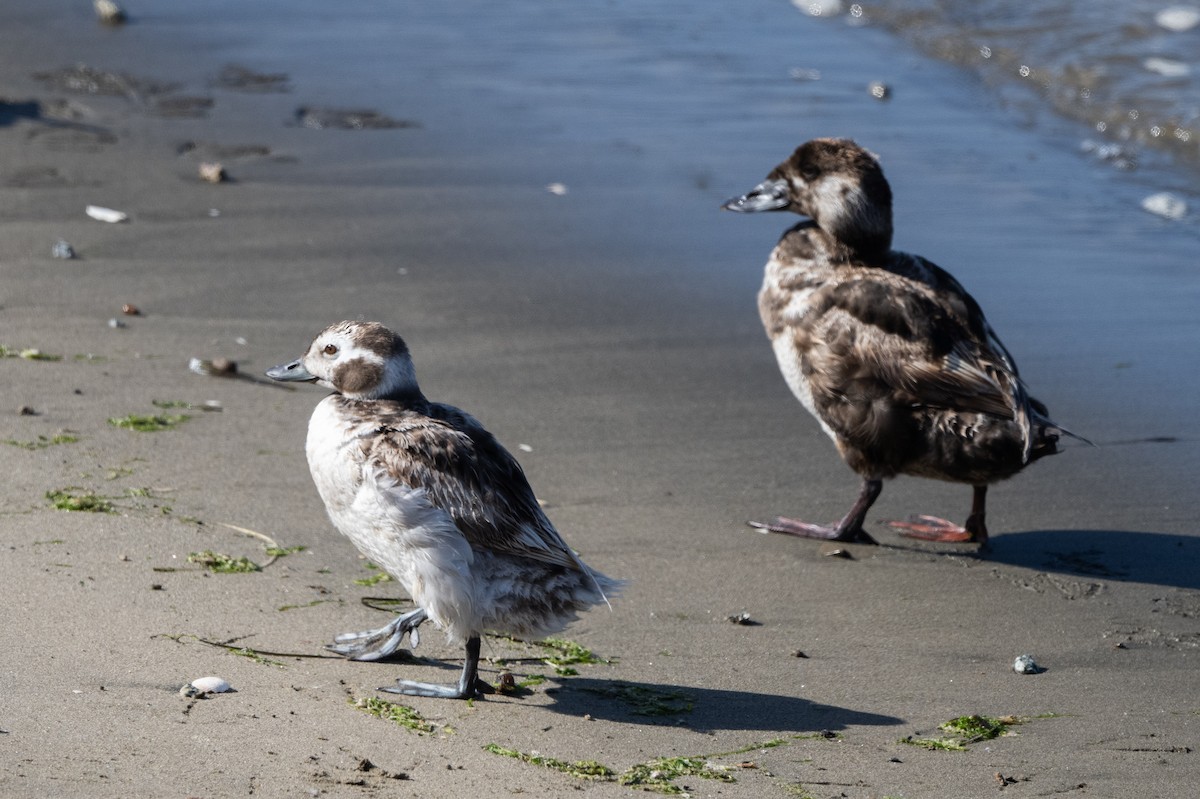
983,529 -> 1200,590
541,676 -> 904,733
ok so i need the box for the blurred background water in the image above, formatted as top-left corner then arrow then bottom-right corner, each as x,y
856,0 -> 1200,177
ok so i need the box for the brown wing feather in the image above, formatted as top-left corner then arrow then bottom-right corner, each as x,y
351,401 -> 583,571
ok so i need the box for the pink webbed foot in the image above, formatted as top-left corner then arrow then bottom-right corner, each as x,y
888,514 -> 986,544
749,517 -> 878,545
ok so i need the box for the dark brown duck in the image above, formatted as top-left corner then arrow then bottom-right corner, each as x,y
724,138 -> 1085,545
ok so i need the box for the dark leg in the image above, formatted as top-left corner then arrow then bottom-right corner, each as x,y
749,478 -> 881,544
328,608 -> 427,661
889,484 -> 989,544
380,635 -> 483,700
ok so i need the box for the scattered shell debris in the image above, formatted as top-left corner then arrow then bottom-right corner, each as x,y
1141,192 -> 1188,220
86,204 -> 128,223
1012,654 -> 1041,674
545,182 -> 568,196
181,676 -> 234,698
1156,6 -> 1200,32
93,0 -> 126,26
198,162 -> 227,183
868,81 -> 891,100
727,611 -> 760,626
819,544 -> 854,559
189,357 -> 238,377
52,239 -> 76,259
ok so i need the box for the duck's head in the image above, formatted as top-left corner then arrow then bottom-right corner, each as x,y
723,138 -> 893,258
266,320 -> 421,401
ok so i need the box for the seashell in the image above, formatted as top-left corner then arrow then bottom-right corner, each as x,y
52,240 -> 76,259
86,205 -> 128,223
1012,654 -> 1039,674
181,676 -> 233,697
1141,192 -> 1188,220
198,162 -> 227,183
94,0 -> 126,26
121,303 -> 140,316
545,182 -> 568,196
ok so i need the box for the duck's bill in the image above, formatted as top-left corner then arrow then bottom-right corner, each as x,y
266,359 -> 317,382
721,178 -> 790,213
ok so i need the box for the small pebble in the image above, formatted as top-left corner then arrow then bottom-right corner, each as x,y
1156,6 -> 1200,32
1141,192 -> 1188,220
94,0 -> 126,25
17,405 -> 37,416
727,611 -> 759,626
198,162 -> 227,183
52,240 -> 76,259
1013,654 -> 1040,674
868,81 -> 891,100
107,318 -> 125,329
122,303 -> 140,316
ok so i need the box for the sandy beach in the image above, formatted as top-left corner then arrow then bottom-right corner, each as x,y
2,1 -> 1198,797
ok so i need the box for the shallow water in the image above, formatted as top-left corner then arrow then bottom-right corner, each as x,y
860,0 -> 1200,182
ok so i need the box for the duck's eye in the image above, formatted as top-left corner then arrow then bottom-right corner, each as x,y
323,344 -> 338,356
799,166 -> 819,182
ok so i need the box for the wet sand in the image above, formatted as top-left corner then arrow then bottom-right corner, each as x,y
1,2 -> 1197,797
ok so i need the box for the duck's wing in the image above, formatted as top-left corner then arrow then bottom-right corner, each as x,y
815,272 -> 1027,423
361,407 -> 585,571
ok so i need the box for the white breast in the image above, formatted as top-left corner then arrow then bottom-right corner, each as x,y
304,397 -> 480,643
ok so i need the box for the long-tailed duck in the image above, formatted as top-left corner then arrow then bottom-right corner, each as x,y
723,138 -> 1084,545
268,321 -> 618,698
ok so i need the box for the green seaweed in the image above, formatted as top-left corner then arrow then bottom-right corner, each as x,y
353,562 -> 394,586
620,756 -> 735,794
46,488 -> 115,513
151,399 -> 192,409
265,545 -> 307,557
1,345 -> 62,361
277,599 -> 328,612
6,434 -> 79,450
187,550 -> 261,573
354,697 -> 436,734
582,681 -> 694,717
483,744 -> 615,780
538,637 -> 612,675
229,646 -> 285,667
901,714 -> 1020,751
108,413 -> 191,432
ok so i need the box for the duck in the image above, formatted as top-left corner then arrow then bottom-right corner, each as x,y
267,321 -> 618,698
722,138 -> 1084,545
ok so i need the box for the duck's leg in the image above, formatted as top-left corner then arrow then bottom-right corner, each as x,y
749,478 -> 881,544
890,485 -> 989,544
380,635 -> 484,700
327,608 -> 427,661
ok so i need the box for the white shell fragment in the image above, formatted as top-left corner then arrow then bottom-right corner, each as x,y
1141,192 -> 1188,220
52,240 -> 76,259
181,676 -> 233,697
1156,6 -> 1200,32
545,182 -> 568,196
86,205 -> 129,223
94,0 -> 126,26
1013,654 -> 1040,674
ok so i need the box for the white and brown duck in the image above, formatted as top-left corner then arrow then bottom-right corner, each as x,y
268,321 -> 618,698
723,138 -> 1084,545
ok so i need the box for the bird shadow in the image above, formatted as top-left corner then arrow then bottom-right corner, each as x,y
977,529 -> 1200,590
539,676 -> 904,734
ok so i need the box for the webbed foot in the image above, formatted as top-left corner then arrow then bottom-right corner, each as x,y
328,608 -> 427,661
